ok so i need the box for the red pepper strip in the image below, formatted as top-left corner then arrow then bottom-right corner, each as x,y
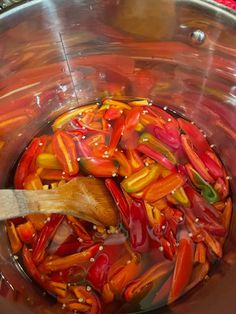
8,217 -> 27,227
71,286 -> 101,314
22,246 -> 45,286
84,133 -> 106,147
6,222 -> 22,254
169,231 -> 194,303
129,199 -> 149,253
67,216 -> 91,241
120,129 -> 139,150
124,260 -> 173,302
126,149 -> 144,172
178,118 -> 210,153
181,134 -> 214,183
42,244 -> 100,272
154,121 -> 181,150
52,131 -> 79,175
137,144 -> 175,171
32,214 -> 64,264
87,253 -> 109,291
91,143 -> 109,158
66,129 -> 87,137
145,105 -> 178,128
16,221 -> 36,244
113,150 -> 132,177
144,173 -> 186,203
105,178 -> 129,227
161,238 -> 175,261
124,107 -> 142,132
54,241 -> 84,257
38,169 -> 73,181
140,113 -> 164,129
70,117 -> 109,135
199,151 -> 224,179
80,157 -> 119,177
104,107 -> 122,120
108,115 -> 125,156
222,197 -> 232,232
14,136 -> 48,189
185,187 -> 225,237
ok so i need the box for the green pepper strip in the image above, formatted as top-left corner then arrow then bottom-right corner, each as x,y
186,164 -> 219,203
139,133 -> 177,164
121,164 -> 160,193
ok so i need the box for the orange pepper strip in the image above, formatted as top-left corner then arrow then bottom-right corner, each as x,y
42,244 -> 100,272
113,150 -> 132,177
16,221 -> 36,244
126,149 -> 144,172
194,242 -> 207,264
52,131 -> 79,175
23,173 -> 44,190
26,214 -> 48,231
48,281 -> 67,298
169,231 -> 194,303
6,222 -> 22,254
124,260 -> 173,301
144,173 -> 186,203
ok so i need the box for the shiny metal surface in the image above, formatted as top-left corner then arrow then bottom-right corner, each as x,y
0,0 -> 236,313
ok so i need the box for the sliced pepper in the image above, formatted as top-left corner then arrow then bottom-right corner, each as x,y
36,153 -> 62,170
128,99 -> 149,106
139,133 -> 176,164
199,151 -> 224,179
154,121 -> 181,150
222,197 -> 232,232
71,285 -> 101,314
124,260 -> 173,302
67,216 -> 91,241
129,199 -> 149,253
14,136 -> 48,189
80,157 -> 119,177
121,164 -> 160,193
181,134 -> 214,183
42,244 -> 100,272
52,131 -> 79,175
16,221 -> 36,244
172,187 -> 190,207
185,163 -> 219,203
6,222 -> 22,254
137,144 -> 175,171
178,118 -> 210,153
124,107 -> 142,132
108,115 -> 125,156
52,104 -> 98,131
113,150 -> 132,177
26,214 -> 48,231
105,178 -> 129,227
23,173 -> 44,190
104,107 -> 122,120
32,214 -> 64,264
102,99 -> 131,110
194,242 -> 207,264
87,253 -> 109,291
169,231 -> 194,303
126,149 -> 144,172
144,173 -> 186,203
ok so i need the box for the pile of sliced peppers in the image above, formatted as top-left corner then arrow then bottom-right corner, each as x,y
7,97 -> 232,314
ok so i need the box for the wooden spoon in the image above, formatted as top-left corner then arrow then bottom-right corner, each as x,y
0,177 -> 118,226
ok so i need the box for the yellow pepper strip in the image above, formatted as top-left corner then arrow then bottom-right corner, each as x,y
100,99 -> 131,110
139,133 -> 177,164
121,164 -> 161,193
172,187 -> 190,207
145,202 -> 164,227
135,123 -> 145,132
6,222 -> 22,254
53,104 -> 98,131
128,99 -> 149,106
36,153 -> 62,170
48,281 -> 67,298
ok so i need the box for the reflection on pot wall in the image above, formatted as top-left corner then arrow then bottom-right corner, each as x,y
0,0 -> 236,314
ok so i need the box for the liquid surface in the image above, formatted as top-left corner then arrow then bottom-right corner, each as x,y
6,97 -> 232,314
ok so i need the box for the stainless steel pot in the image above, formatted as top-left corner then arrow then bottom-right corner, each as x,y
0,0 -> 235,313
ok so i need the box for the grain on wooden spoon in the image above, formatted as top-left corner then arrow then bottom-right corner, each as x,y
0,177 -> 118,226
